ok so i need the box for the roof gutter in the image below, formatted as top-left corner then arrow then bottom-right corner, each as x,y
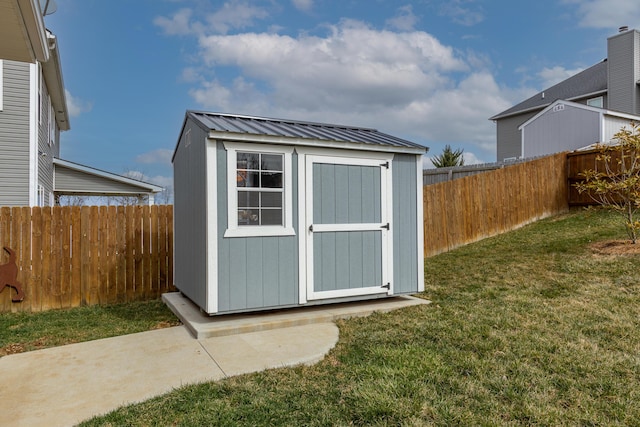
41,31 -> 70,131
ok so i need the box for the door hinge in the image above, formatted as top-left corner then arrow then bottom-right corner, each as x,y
380,161 -> 389,169
382,282 -> 390,289
381,223 -> 390,230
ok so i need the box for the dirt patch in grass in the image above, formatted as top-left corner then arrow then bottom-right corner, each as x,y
0,337 -> 52,356
590,240 -> 640,255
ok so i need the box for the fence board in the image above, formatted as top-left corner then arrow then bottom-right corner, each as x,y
70,207 -> 82,308
423,152 -> 569,257
0,205 -> 175,312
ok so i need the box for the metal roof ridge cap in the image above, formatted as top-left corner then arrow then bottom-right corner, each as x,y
192,110 -> 379,132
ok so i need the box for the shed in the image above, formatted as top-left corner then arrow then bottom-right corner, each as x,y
172,111 -> 427,315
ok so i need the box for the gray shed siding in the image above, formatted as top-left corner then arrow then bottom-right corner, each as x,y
522,104 -> 600,158
0,60 -> 31,206
496,111 -> 536,161
392,154 -> 419,294
608,30 -> 640,115
172,120 -> 209,310
216,141 -> 299,313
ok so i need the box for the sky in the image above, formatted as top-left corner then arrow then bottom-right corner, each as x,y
43,0 -> 640,199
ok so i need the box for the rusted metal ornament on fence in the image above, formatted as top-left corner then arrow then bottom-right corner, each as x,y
0,247 -> 25,302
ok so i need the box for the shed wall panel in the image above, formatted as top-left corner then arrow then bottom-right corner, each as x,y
217,143 -> 299,313
172,120 -> 209,309
0,60 -> 31,206
392,154 -> 419,294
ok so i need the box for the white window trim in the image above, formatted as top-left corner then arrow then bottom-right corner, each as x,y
223,141 -> 295,238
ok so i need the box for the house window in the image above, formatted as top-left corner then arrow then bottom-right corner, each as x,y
224,142 -> 294,237
587,96 -> 603,108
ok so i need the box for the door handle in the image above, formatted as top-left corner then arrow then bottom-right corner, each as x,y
309,224 -> 313,232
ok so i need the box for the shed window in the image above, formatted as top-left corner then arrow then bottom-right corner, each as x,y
237,152 -> 284,226
224,142 -> 295,237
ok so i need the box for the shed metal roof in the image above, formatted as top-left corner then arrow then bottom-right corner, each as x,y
490,59 -> 608,120
186,111 -> 427,153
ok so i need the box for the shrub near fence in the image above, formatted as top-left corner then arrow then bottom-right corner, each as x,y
423,152 -> 569,257
0,205 -> 174,313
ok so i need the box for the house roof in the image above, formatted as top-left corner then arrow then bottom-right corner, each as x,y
184,111 -> 428,155
0,0 -> 49,63
53,158 -> 164,195
517,99 -> 640,132
490,59 -> 608,120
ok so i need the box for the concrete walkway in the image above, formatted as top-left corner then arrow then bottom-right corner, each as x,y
0,295 -> 429,426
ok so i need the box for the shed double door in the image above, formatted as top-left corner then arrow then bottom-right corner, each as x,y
305,154 -> 392,301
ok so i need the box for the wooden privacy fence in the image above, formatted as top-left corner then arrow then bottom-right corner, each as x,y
423,152 -> 569,257
0,205 -> 174,312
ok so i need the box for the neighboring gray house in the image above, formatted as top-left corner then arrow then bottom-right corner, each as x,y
172,111 -> 427,315
0,0 -> 162,206
491,27 -> 640,161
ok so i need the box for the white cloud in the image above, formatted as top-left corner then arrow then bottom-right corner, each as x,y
161,12 -> 526,162
64,90 -> 92,117
386,5 -> 419,31
439,0 -> 484,26
154,2 -> 268,36
538,66 -> 584,88
153,8 -> 195,35
292,0 -> 313,12
135,149 -> 174,165
205,1 -> 268,34
563,0 -> 640,29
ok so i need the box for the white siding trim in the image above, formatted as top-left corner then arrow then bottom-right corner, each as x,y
416,156 -> 425,292
206,140 -> 218,314
297,150 -> 307,304
29,63 -> 38,207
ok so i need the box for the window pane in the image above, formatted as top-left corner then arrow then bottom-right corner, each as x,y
238,191 -> 259,208
261,192 -> 282,208
237,152 -> 259,170
238,209 -> 260,225
262,154 -> 283,171
238,171 -> 260,188
261,209 -> 283,225
261,172 -> 283,188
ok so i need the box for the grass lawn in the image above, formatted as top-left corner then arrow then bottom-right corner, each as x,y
14,208 -> 640,425
0,300 -> 180,356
